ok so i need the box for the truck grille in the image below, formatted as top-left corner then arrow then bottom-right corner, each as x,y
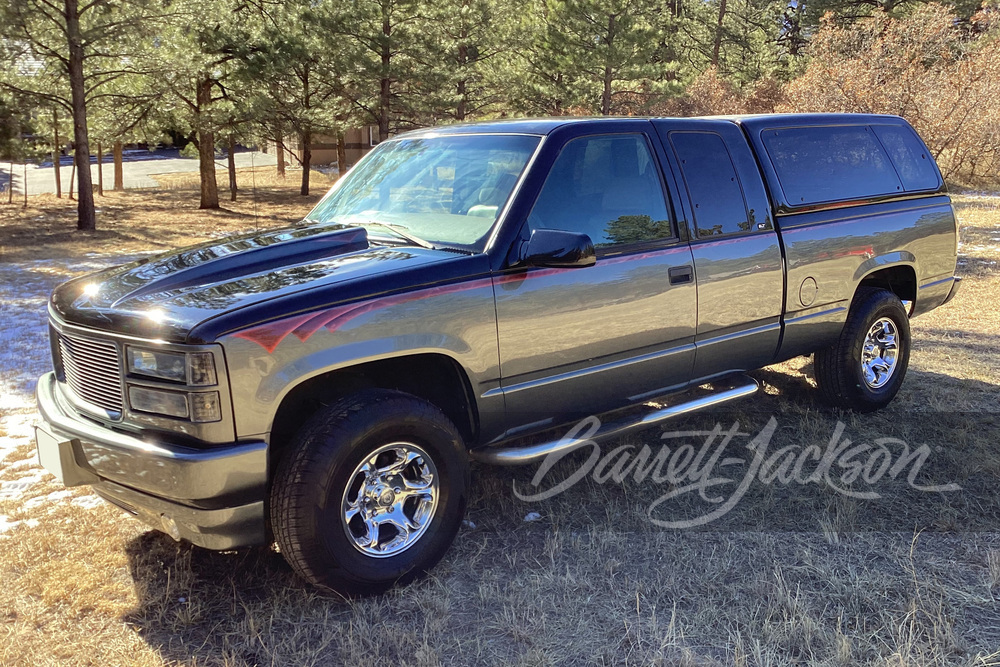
58,332 -> 123,414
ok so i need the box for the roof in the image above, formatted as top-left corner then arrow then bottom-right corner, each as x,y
396,113 -> 908,138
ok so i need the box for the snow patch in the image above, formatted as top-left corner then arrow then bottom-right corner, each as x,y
23,489 -> 73,510
0,515 -> 20,535
3,457 -> 37,471
0,254 -> 134,502
70,495 -> 103,509
0,516 -> 39,538
0,412 -> 36,465
0,471 -> 47,500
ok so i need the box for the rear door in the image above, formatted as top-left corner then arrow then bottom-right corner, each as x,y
653,120 -> 784,380
493,122 -> 697,432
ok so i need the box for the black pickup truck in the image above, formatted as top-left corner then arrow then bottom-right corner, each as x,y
36,114 -> 960,593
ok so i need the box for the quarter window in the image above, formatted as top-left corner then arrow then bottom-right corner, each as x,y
527,134 -> 672,248
871,124 -> 941,192
669,131 -> 752,238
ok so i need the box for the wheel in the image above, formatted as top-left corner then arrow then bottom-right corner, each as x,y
270,389 -> 469,595
813,287 -> 911,412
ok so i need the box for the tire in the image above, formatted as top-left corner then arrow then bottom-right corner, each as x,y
270,389 -> 469,595
813,287 -> 911,412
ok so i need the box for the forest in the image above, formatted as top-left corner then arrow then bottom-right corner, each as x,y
1,0 -> 997,231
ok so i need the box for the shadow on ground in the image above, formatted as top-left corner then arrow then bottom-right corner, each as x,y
120,368 -> 1000,664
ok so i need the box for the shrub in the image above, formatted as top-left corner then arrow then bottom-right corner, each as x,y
779,4 -> 1000,187
649,68 -> 786,117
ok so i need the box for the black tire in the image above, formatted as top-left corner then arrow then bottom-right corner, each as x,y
270,389 -> 469,595
814,287 -> 911,412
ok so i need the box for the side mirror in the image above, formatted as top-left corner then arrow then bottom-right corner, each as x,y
518,229 -> 596,268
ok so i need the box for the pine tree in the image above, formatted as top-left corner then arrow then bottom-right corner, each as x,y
0,0 -> 171,229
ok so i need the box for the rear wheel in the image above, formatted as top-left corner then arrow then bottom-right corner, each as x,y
814,287 -> 911,412
270,389 -> 469,595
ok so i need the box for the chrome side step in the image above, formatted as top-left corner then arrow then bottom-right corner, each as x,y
471,376 -> 759,466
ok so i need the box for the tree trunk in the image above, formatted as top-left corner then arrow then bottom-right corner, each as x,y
69,161 -> 75,200
300,65 -> 312,196
456,40 -> 468,121
379,7 -> 392,142
602,15 -> 616,115
336,131 -> 347,175
275,126 -> 285,178
553,73 -> 564,115
65,0 -> 96,230
113,141 -> 123,190
300,129 -> 311,196
196,76 -> 219,209
53,109 -> 62,198
7,159 -> 12,204
22,162 -> 27,208
456,79 -> 468,121
227,134 -> 237,201
96,141 -> 103,196
712,0 -> 728,67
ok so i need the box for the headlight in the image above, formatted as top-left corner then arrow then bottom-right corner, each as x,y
127,347 -> 217,386
128,386 -> 189,418
128,386 -> 222,422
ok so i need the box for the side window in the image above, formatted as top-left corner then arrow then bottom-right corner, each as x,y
669,131 -> 752,238
871,124 -> 941,192
527,134 -> 672,249
761,125 -> 903,206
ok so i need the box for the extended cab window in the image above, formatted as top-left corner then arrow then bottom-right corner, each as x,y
527,134 -> 672,248
761,125 -> 903,206
669,131 -> 752,238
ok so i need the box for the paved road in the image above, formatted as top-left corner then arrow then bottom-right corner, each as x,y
0,149 -> 278,196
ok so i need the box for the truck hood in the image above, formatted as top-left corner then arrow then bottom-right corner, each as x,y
51,223 -> 478,342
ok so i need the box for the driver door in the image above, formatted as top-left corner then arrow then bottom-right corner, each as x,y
493,126 -> 698,433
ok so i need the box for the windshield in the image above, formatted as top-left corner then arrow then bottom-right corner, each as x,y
306,134 -> 541,251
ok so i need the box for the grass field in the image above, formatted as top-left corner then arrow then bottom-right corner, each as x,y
0,181 -> 998,666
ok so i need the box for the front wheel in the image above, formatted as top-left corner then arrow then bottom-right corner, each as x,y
270,389 -> 469,595
813,287 -> 911,412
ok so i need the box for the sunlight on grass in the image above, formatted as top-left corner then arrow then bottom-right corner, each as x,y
0,190 -> 997,665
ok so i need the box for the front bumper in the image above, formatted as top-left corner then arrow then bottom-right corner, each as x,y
35,372 -> 268,549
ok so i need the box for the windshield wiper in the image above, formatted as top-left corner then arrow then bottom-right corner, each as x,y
363,221 -> 435,250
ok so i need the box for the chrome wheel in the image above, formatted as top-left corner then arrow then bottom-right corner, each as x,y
341,442 -> 439,558
861,317 -> 899,389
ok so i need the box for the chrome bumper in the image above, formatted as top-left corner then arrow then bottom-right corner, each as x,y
35,372 -> 268,549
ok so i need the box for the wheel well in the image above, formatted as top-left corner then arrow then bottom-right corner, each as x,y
268,354 -> 479,469
858,265 -> 916,305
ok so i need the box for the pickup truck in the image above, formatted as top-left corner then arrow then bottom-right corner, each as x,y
35,114 -> 961,594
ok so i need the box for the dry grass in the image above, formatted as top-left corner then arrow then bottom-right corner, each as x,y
0,170 -> 332,264
150,165 -> 336,191
1,189 -> 999,666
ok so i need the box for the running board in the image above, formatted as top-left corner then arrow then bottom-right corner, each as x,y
471,376 -> 759,466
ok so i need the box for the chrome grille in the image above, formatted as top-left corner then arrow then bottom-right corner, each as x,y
58,332 -> 123,414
